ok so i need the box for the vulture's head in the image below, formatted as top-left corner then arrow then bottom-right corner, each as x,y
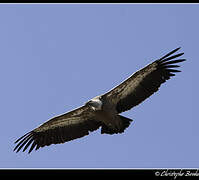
85,96 -> 102,111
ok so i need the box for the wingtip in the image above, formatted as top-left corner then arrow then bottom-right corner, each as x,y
172,47 -> 183,55
179,59 -> 186,64
172,47 -> 181,53
14,132 -> 31,144
158,47 -> 183,62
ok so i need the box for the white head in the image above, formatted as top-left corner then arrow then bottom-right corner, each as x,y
85,96 -> 103,111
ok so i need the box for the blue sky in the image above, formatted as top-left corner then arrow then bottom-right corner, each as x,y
0,4 -> 197,168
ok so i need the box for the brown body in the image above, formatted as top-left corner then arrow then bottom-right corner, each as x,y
94,110 -> 121,130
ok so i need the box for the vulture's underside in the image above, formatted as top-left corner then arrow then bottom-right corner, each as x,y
14,47 -> 186,153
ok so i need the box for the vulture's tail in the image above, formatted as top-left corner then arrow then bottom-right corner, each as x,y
101,115 -> 133,135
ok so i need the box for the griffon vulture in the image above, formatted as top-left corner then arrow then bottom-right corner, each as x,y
14,47 -> 185,153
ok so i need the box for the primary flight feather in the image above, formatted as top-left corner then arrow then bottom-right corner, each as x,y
14,47 -> 186,153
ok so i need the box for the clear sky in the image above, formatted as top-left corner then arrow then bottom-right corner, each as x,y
0,4 -> 197,168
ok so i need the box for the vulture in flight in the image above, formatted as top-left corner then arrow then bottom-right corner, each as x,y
14,47 -> 186,153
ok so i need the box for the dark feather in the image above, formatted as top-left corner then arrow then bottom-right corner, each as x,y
14,119 -> 101,153
28,141 -> 37,153
161,59 -> 186,66
104,47 -> 186,113
160,53 -> 184,63
158,47 -> 181,61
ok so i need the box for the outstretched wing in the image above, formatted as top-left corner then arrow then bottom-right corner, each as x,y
14,105 -> 101,153
103,47 -> 186,113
